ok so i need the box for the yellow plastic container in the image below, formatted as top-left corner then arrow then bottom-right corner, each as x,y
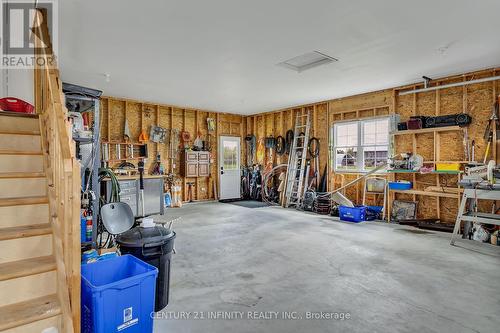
436,163 -> 460,171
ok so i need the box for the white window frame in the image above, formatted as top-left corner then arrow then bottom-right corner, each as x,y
331,116 -> 392,173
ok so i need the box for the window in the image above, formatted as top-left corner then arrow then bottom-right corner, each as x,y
222,141 -> 238,170
331,117 -> 390,172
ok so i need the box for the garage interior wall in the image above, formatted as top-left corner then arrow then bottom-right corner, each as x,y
100,97 -> 245,202
244,68 -> 500,223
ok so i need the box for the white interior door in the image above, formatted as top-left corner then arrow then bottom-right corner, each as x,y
219,136 -> 241,200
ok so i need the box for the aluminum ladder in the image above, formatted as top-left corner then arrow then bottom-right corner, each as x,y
285,111 -> 311,208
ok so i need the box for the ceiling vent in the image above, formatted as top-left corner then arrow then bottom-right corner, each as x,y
278,51 -> 338,72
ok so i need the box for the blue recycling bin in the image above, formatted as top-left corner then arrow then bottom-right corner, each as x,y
81,254 -> 158,333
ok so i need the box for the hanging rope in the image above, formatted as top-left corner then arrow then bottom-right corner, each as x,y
308,137 -> 320,158
262,164 -> 288,205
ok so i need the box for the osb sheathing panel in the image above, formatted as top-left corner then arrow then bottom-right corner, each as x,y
315,103 -> 328,177
108,99 -> 125,141
416,91 -> 436,116
329,90 -> 392,113
101,97 -> 244,202
415,133 -> 434,161
392,71 -> 499,223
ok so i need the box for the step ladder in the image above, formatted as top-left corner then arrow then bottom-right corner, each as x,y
284,112 -> 311,208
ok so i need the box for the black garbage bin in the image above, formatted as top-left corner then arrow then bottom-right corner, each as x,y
116,226 -> 176,312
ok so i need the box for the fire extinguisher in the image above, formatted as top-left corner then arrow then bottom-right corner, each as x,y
85,212 -> 93,242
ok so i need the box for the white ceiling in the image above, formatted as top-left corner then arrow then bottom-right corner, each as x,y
59,0 -> 500,115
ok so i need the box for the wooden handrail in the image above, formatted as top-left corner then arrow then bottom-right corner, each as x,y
33,9 -> 81,333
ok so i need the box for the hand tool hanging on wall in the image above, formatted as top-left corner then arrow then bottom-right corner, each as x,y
150,154 -> 164,175
464,127 -> 470,162
169,129 -> 180,172
207,118 -> 216,132
138,130 -> 149,143
150,125 -> 167,143
265,136 -> 276,170
285,129 -> 294,154
308,137 -> 320,190
484,132 -> 493,164
471,140 -> 476,163
245,135 -> 256,166
138,160 -> 145,217
193,132 -> 203,151
483,100 -> 500,163
124,119 -> 131,141
181,131 -> 191,149
318,165 -> 328,193
484,101 -> 500,140
256,138 -> 265,165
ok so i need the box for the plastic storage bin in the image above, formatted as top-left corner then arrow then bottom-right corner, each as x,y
0,97 -> 34,114
81,254 -> 158,333
365,178 -> 386,192
436,163 -> 460,172
388,181 -> 412,190
366,206 -> 383,220
339,205 -> 381,223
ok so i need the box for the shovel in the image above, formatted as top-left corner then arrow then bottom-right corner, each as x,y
138,160 -> 145,217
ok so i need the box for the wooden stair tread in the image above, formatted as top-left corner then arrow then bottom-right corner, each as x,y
0,130 -> 40,136
0,294 -> 61,331
0,150 -> 42,155
0,256 -> 55,281
0,223 -> 52,241
0,172 -> 45,179
0,111 -> 38,119
0,196 -> 48,207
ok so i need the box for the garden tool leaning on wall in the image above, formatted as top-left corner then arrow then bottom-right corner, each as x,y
483,99 -> 500,163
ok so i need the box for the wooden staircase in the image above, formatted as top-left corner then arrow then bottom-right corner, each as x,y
0,9 -> 81,332
0,113 -> 63,332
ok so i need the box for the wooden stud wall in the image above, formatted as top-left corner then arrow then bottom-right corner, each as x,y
100,97 -> 244,202
245,68 -> 500,223
244,103 -> 330,185
391,69 -> 500,222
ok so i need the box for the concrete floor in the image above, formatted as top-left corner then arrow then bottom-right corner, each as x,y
153,202 -> 500,333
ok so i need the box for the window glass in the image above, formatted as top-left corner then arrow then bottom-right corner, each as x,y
363,146 -> 388,170
223,141 -> 238,170
335,123 -> 357,147
362,118 -> 389,145
335,147 -> 358,171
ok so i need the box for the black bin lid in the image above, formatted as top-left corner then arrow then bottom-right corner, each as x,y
116,226 -> 175,248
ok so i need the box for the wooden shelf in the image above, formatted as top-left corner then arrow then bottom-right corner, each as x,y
106,157 -> 144,162
391,126 -> 462,136
390,189 -> 460,199
387,169 -> 462,175
102,141 -> 145,146
424,161 -> 470,164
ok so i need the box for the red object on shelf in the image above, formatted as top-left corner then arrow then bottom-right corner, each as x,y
0,97 -> 35,114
